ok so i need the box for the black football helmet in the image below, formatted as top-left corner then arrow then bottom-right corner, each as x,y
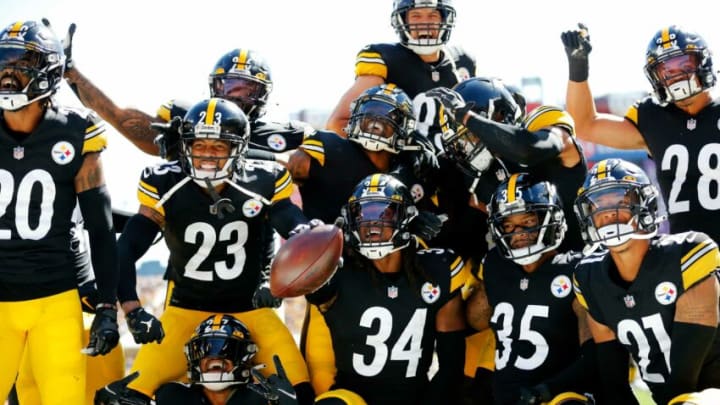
209,48 -> 273,120
180,98 -> 250,188
0,20 -> 64,110
504,83 -> 527,122
488,173 -> 566,265
644,26 -> 716,104
391,0 -> 455,55
185,314 -> 257,391
574,159 -> 662,251
346,83 -> 416,154
441,77 -> 521,177
342,173 -> 418,259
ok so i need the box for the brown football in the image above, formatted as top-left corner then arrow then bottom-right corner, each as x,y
270,224 -> 343,298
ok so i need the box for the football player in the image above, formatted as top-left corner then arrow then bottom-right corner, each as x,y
94,98 -> 315,405
155,314 -> 299,405
466,173 -> 596,405
573,158 -> 720,405
326,0 -> 475,142
427,78 -> 587,252
0,20 -> 120,404
306,173 -> 469,404
562,24 -> 720,243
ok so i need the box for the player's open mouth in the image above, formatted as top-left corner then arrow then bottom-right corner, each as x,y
0,75 -> 21,91
206,359 -> 227,372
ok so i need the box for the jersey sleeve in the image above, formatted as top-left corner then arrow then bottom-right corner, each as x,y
354,44 -> 388,79
81,111 -> 108,154
136,164 -> 176,217
298,130 -> 328,167
271,166 -> 295,204
572,272 -> 589,311
679,232 -> 720,291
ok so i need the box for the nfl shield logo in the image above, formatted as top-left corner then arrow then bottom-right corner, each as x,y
624,294 -> 636,308
387,286 -> 398,299
13,146 -> 24,160
520,278 -> 529,291
687,118 -> 697,130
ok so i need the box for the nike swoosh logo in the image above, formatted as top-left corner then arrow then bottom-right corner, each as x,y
277,388 -> 296,399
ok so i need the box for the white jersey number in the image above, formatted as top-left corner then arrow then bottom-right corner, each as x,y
183,220 -> 248,281
492,303 -> 550,370
661,143 -> 720,214
353,306 -> 427,378
617,313 -> 672,384
0,169 -> 55,240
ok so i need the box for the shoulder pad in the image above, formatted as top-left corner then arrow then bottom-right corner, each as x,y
674,232 -> 720,290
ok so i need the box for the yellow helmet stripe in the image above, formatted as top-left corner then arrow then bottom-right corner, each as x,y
9,21 -> 24,38
596,160 -> 608,180
211,314 -> 223,330
236,48 -> 249,69
383,83 -> 397,94
205,99 -> 218,125
507,173 -> 520,203
368,173 -> 382,193
661,27 -> 671,49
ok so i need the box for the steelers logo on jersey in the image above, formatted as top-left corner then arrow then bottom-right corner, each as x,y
242,199 -> 263,218
51,141 -> 75,165
410,183 -> 425,202
421,282 -> 441,304
267,134 -> 287,151
551,275 -> 573,298
655,281 -> 678,305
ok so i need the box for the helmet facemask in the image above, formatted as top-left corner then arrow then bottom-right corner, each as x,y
647,53 -> 705,103
575,182 -> 660,252
344,197 -> 417,260
441,124 -> 494,177
0,43 -> 63,111
490,202 -> 566,266
180,121 -> 246,189
185,327 -> 257,391
391,1 -> 456,55
210,74 -> 271,120
347,97 -> 414,154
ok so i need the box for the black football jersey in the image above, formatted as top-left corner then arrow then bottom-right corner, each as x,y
155,382 -> 270,405
574,231 -> 720,398
481,249 -> 583,404
0,106 -> 107,300
307,249 -> 468,405
136,159 -> 296,312
626,97 -> 720,243
249,118 -> 311,152
298,130 -> 384,224
356,43 -> 476,153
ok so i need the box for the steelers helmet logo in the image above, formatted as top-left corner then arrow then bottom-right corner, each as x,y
655,281 -> 677,305
551,275 -> 573,298
267,134 -> 287,151
421,282 -> 441,304
51,141 -> 75,165
242,199 -> 263,218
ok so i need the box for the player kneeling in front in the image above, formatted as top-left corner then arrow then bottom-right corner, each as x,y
573,159 -> 720,404
306,173 -> 469,405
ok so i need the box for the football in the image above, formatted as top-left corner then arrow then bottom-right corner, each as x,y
270,224 -> 343,298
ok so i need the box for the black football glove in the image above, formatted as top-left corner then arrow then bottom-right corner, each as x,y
560,23 -> 592,82
41,18 -> 76,71
94,372 -> 152,405
78,280 -> 98,314
404,132 -> 439,182
126,307 -> 165,344
253,281 -> 283,309
517,383 -> 553,405
288,218 -> 324,238
151,116 -> 183,160
408,210 -> 445,241
249,355 -> 299,405
425,87 -> 475,124
84,304 -> 119,356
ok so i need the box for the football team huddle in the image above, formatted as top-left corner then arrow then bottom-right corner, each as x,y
2,1 -> 720,405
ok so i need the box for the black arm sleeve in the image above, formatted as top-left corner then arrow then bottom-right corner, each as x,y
544,339 -> 598,396
269,199 -> 308,239
655,322 -> 718,405
464,112 -> 564,166
425,330 -> 466,405
77,185 -> 118,304
116,214 -> 161,303
594,340 -> 639,404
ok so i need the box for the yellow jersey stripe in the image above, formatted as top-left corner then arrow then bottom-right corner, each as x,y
137,188 -> 165,217
681,239 -> 714,266
272,173 -> 294,203
156,102 -> 172,122
82,132 -> 108,154
355,62 -> 388,79
681,244 -> 720,290
139,180 -> 159,194
450,257 -> 471,294
572,275 -> 589,309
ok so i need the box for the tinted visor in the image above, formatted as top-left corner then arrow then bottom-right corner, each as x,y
577,184 -> 640,224
354,99 -> 406,133
0,47 -> 42,69
348,199 -> 401,228
655,53 -> 699,80
443,126 -> 484,162
186,335 -> 248,363
211,76 -> 267,112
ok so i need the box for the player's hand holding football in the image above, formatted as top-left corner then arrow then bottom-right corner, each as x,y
561,23 -> 592,82
126,306 -> 165,344
253,281 -> 283,308
84,303 -> 120,356
288,218 -> 325,238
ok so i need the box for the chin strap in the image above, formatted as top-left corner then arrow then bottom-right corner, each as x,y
205,178 -> 235,219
